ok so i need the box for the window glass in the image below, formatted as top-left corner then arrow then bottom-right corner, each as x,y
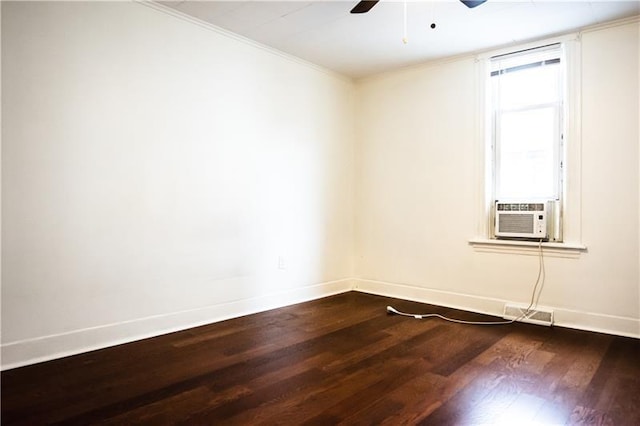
497,107 -> 557,199
497,65 -> 560,109
490,44 -> 563,202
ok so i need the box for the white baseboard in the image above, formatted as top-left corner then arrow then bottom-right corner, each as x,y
353,278 -> 640,339
1,278 -> 354,371
4,277 -> 636,370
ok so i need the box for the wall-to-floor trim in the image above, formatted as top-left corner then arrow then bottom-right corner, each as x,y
1,278 -> 354,371
353,278 -> 640,339
4,277 -> 637,370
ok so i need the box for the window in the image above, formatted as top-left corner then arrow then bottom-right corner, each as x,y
471,37 -> 584,252
489,44 -> 565,241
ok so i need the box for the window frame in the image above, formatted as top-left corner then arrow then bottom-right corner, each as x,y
470,35 -> 586,254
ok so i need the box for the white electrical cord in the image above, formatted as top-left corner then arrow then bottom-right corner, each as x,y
529,238 -> 546,310
387,240 -> 546,326
386,305 -> 516,325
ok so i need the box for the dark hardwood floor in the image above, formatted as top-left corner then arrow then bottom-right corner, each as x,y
2,292 -> 639,425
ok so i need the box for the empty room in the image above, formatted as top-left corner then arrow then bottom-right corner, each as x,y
1,0 -> 639,424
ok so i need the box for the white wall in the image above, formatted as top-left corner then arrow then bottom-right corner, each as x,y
1,1 -> 355,369
2,2 -> 638,370
354,19 -> 640,337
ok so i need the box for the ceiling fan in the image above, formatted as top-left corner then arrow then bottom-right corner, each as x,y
350,0 -> 487,14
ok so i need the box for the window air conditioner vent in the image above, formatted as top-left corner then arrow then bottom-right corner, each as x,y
495,201 -> 549,240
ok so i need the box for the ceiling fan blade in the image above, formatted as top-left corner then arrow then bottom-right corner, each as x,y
460,0 -> 487,8
350,1 -> 379,14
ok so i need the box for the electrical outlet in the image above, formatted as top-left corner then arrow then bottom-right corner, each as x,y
278,256 -> 286,270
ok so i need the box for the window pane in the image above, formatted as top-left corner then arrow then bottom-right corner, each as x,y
495,64 -> 560,110
497,107 -> 557,199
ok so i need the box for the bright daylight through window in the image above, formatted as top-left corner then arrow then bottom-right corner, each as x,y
489,43 -> 565,241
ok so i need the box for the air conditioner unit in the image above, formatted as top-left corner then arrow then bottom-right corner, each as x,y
495,201 -> 549,240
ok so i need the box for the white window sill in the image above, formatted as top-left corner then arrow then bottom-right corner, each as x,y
468,237 -> 587,258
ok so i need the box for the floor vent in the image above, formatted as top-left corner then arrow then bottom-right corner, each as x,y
503,303 -> 554,326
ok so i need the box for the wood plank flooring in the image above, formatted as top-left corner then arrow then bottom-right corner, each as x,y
2,292 -> 639,425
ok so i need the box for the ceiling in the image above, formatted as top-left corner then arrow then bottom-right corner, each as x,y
158,1 -> 640,78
